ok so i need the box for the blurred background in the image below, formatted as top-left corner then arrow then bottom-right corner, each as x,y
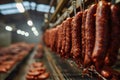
0,0 -> 56,46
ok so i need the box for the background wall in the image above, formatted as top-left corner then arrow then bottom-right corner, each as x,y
0,24 -> 11,47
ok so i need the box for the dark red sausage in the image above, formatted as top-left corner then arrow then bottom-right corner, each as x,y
51,28 -> 58,52
105,4 -> 120,66
81,9 -> 88,60
64,18 -> 73,58
44,30 -> 50,47
101,66 -> 120,80
84,4 -> 97,68
92,1 -> 110,71
54,27 -> 59,52
49,29 -> 53,50
57,24 -> 63,54
71,12 -> 83,64
61,21 -> 66,58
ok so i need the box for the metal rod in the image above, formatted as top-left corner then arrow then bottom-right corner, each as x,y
66,10 -> 70,17
82,0 -> 85,11
72,0 -> 76,15
79,0 -> 83,11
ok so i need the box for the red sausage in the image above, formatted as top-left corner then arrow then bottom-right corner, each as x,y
84,4 -> 97,68
101,66 -> 120,80
51,28 -> 58,52
105,4 -> 120,66
92,1 -> 110,71
57,24 -> 63,54
61,21 -> 66,58
64,18 -> 73,58
71,12 -> 83,64
81,9 -> 88,60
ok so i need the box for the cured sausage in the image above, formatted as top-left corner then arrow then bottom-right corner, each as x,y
49,29 -> 54,50
92,1 -> 110,71
51,28 -> 58,52
84,4 -> 97,68
57,24 -> 63,54
61,21 -> 66,57
105,4 -> 120,66
71,12 -> 83,64
81,9 -> 88,60
101,66 -> 120,80
64,18 -> 73,58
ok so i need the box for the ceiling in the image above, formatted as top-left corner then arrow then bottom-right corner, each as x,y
0,0 -> 50,5
0,0 -> 56,43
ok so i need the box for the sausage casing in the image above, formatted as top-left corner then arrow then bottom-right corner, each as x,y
65,18 -> 73,58
105,4 -> 120,66
84,4 -> 97,68
81,9 -> 88,60
92,1 -> 110,71
71,12 -> 83,64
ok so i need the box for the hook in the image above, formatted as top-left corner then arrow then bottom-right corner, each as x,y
66,10 -> 70,17
79,0 -> 83,11
72,0 -> 76,15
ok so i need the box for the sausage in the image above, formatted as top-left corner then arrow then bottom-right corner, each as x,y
32,62 -> 44,68
71,12 -> 83,64
57,24 -> 63,54
38,72 -> 50,79
101,66 -> 120,80
26,75 -> 34,80
49,29 -> 53,50
61,21 -> 66,58
64,18 -> 73,58
54,27 -> 59,52
84,4 -> 97,68
0,67 -> 7,73
81,9 -> 88,60
50,28 -> 58,52
92,1 -> 110,71
105,4 -> 120,66
46,30 -> 51,47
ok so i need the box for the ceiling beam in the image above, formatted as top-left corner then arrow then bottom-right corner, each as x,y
49,0 -> 69,22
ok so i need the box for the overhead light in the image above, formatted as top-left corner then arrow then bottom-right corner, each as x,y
25,32 -> 29,37
16,29 -> 29,37
5,26 -> 13,31
31,27 -> 36,31
30,2 -> 36,10
27,20 -> 33,26
31,27 -> 39,36
17,29 -> 21,34
16,3 -> 25,13
33,30 -> 39,36
37,4 -> 54,13
21,31 -> 25,35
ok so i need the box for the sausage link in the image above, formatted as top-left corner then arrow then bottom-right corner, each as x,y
71,12 -> 83,64
64,18 -> 73,58
51,28 -> 58,52
101,66 -> 120,80
61,21 -> 66,57
84,4 -> 97,68
81,9 -> 88,60
105,4 -> 120,66
92,1 -> 110,71
57,24 -> 63,54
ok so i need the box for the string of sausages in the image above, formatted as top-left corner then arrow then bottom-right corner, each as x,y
43,1 -> 120,80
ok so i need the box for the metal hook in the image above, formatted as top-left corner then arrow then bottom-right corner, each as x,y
82,0 -> 85,11
79,0 -> 83,11
72,0 -> 76,15
66,10 -> 70,17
